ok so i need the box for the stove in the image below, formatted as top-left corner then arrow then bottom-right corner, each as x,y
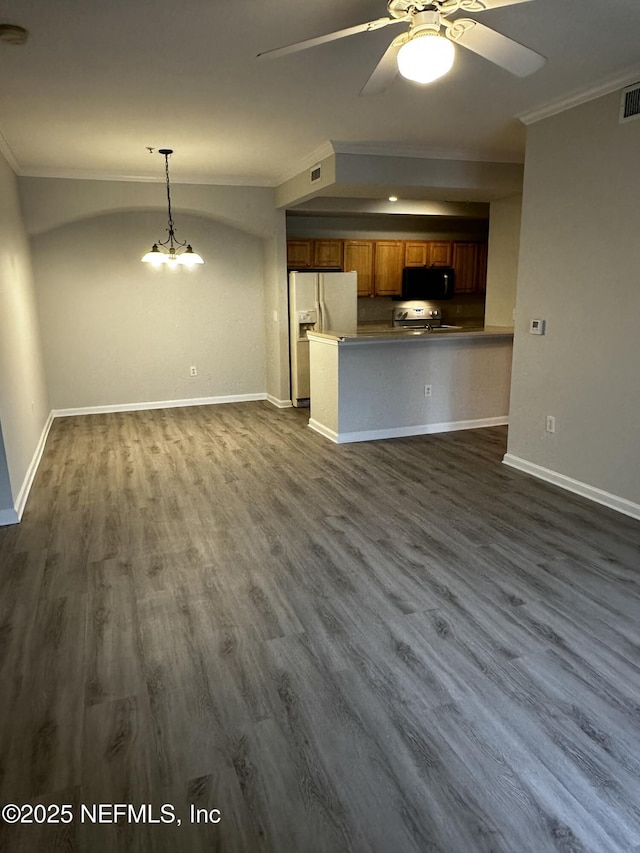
392,306 -> 443,329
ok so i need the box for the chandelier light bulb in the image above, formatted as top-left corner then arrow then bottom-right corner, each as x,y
178,246 -> 205,267
397,32 -> 455,84
141,245 -> 164,266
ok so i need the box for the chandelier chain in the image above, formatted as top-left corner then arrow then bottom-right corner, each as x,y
158,150 -> 187,250
164,152 -> 175,238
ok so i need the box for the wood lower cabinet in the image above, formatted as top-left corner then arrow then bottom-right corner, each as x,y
452,242 -> 488,294
374,241 -> 404,297
344,240 -> 375,297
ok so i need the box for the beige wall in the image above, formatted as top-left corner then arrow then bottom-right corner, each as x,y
0,153 -> 49,523
286,214 -> 488,241
484,194 -> 522,327
506,90 -> 640,510
19,178 -> 290,410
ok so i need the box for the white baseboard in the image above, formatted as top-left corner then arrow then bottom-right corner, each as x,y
52,393 -> 267,418
310,415 -> 508,444
503,453 -> 640,522
0,410 -> 54,527
266,395 -> 293,409
308,419 -> 340,442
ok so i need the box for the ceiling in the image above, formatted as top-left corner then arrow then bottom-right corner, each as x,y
1,0 -> 640,191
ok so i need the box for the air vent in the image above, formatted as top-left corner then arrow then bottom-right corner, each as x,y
619,83 -> 640,123
310,164 -> 322,183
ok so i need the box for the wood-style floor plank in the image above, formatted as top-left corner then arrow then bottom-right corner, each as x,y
1,402 -> 640,852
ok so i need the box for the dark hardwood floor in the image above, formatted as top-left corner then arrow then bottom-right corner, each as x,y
1,402 -> 639,852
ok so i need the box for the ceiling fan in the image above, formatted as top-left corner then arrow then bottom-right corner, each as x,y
258,0 -> 546,95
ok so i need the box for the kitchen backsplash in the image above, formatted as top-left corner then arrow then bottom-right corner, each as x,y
357,294 -> 486,327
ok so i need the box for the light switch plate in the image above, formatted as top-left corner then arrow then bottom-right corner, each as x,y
529,318 -> 546,335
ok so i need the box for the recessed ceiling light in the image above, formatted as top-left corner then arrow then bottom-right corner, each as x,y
388,196 -> 398,202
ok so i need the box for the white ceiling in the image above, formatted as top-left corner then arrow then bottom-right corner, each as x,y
1,0 -> 640,189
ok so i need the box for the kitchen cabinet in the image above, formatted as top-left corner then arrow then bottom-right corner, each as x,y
404,241 -> 453,268
313,239 -> 343,269
287,236 -> 487,295
452,242 -> 487,294
373,241 -> 404,297
476,243 -> 488,293
287,240 -> 313,269
404,241 -> 429,267
429,241 -> 454,267
344,240 -> 375,297
287,239 -> 343,269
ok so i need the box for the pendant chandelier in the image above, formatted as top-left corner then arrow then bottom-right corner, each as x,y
141,148 -> 204,268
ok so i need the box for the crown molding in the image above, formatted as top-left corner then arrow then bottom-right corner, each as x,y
16,166 -> 276,186
518,65 -> 640,125
330,140 -> 524,164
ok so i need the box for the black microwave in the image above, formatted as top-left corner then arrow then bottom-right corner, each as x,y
398,266 -> 455,301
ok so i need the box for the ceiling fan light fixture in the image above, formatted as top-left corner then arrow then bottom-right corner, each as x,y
397,31 -> 455,84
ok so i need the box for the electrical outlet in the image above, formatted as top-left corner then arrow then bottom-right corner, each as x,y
424,384 -> 432,398
545,415 -> 556,433
190,366 -> 197,377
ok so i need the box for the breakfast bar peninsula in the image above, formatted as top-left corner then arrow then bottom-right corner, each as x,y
306,326 -> 514,443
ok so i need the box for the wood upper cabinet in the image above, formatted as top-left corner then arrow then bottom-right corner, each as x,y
374,241 -> 404,297
287,239 -> 343,269
452,242 -> 488,294
404,241 -> 430,267
429,241 -> 453,267
287,239 -> 313,269
313,239 -> 343,269
476,242 -> 488,293
287,236 -> 488,296
344,240 -> 375,297
404,241 -> 453,268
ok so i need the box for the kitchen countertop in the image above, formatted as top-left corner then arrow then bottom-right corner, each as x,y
308,325 -> 514,344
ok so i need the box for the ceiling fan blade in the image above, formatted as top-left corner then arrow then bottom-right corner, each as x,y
359,37 -> 403,96
457,0 -> 536,10
257,17 -> 402,61
447,18 -> 545,76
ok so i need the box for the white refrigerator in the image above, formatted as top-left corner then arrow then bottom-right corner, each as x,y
289,271 -> 358,407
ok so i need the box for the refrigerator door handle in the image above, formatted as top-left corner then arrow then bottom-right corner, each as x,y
315,276 -> 325,332
320,275 -> 329,332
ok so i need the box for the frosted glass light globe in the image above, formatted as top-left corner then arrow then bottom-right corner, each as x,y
397,33 -> 455,84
